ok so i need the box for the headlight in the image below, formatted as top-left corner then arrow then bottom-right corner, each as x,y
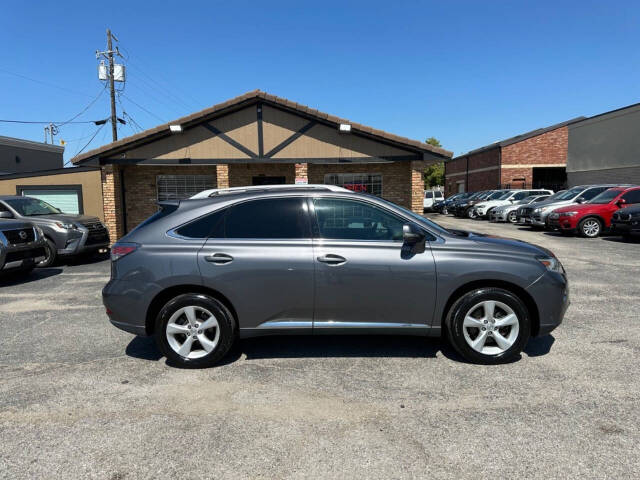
54,221 -> 76,230
549,213 -> 559,219
34,225 -> 44,237
537,256 -> 564,273
560,211 -> 578,217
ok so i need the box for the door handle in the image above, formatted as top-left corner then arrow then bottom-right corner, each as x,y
317,254 -> 347,265
204,253 -> 234,264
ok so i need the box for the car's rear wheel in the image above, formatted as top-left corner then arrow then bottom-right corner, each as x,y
507,211 -> 518,223
578,217 -> 602,238
445,288 -> 531,364
155,293 -> 236,368
38,238 -> 57,268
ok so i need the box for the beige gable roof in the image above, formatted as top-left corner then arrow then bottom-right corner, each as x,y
72,90 -> 451,164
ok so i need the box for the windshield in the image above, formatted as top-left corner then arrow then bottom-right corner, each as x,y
589,189 -> 622,204
487,191 -> 505,200
545,191 -> 564,201
496,191 -> 513,200
554,187 -> 584,201
5,197 -> 62,216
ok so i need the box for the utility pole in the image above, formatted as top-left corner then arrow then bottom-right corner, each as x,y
106,29 -> 118,141
96,29 -> 122,141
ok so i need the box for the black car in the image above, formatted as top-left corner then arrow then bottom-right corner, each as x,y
611,205 -> 640,240
434,192 -> 468,214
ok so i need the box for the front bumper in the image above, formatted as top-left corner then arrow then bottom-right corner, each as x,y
548,216 -> 578,231
0,246 -> 46,271
490,211 -> 508,222
611,220 -> 640,235
57,224 -> 110,255
526,270 -> 570,336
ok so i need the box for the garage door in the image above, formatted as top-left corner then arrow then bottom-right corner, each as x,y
20,189 -> 81,214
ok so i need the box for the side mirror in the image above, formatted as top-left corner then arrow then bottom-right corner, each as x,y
576,197 -> 586,204
403,223 -> 425,245
0,211 -> 13,219
616,199 -> 626,208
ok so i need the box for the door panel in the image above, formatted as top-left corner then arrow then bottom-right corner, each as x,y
310,197 -> 437,330
313,240 -> 437,329
198,240 -> 314,330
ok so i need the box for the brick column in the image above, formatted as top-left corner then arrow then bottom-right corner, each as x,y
410,160 -> 427,214
295,163 -> 308,184
216,164 -> 229,189
101,165 -> 125,242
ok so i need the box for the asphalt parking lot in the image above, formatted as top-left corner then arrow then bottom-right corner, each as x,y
1,217 -> 639,480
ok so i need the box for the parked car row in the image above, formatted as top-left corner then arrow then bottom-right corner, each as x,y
431,185 -> 640,240
0,195 -> 109,278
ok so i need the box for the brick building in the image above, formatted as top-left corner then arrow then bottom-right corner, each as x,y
72,90 -> 451,240
444,117 -> 584,196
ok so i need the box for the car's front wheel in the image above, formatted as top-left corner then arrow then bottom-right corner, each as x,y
507,211 -> 518,223
578,217 -> 602,238
38,238 -> 57,268
155,293 -> 236,368
445,288 -> 531,364
467,209 -> 477,219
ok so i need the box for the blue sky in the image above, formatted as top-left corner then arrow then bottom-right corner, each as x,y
1,1 -> 639,162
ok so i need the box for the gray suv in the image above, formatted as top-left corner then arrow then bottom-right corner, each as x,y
0,216 -> 47,275
104,186 -> 569,367
0,196 -> 109,267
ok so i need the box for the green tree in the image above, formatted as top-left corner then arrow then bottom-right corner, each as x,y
424,137 -> 445,188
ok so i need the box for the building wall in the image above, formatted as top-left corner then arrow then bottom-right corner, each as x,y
0,169 -> 104,220
228,163 -> 295,187
567,103 -> 640,176
309,162 -> 413,209
0,136 -> 64,175
444,149 -> 500,195
568,166 -> 640,187
120,165 -> 218,232
500,126 -> 568,186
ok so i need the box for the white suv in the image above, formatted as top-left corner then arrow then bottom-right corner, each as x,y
423,190 -> 445,212
474,189 -> 553,218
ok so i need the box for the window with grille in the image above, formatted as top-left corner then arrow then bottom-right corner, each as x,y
156,175 -> 214,201
323,173 -> 382,196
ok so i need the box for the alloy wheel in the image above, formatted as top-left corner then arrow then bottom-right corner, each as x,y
467,209 -> 476,219
165,306 -> 220,359
508,211 -> 517,223
461,300 -> 519,355
582,219 -> 600,237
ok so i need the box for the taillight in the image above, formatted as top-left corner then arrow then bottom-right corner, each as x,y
110,242 -> 138,261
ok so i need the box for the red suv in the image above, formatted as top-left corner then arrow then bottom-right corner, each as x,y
548,186 -> 640,237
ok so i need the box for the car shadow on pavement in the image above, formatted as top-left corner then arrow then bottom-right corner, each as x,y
524,335 -> 555,357
124,334 -> 557,367
219,335 -> 484,366
602,236 -> 640,244
0,267 -> 62,287
57,252 -> 110,267
125,336 -> 163,361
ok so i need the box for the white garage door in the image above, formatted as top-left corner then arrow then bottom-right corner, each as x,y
21,189 -> 80,214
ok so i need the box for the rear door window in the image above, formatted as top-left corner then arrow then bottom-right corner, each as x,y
621,189 -> 640,204
224,197 -> 310,239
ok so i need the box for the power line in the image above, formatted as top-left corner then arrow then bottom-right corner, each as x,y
56,85 -> 107,127
0,119 -> 99,125
0,67 -> 95,98
64,123 -> 107,165
120,93 -> 166,123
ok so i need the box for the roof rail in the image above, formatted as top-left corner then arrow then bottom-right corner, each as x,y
190,183 -> 350,199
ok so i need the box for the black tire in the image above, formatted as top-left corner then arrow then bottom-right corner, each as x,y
38,238 -> 57,268
155,293 -> 236,368
578,217 -> 602,238
445,288 -> 531,364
